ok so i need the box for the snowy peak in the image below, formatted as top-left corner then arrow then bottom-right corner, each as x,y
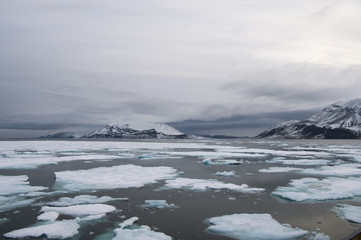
85,122 -> 187,139
257,98 -> 361,139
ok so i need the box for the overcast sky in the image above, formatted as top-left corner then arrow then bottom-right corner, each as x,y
1,0 -> 361,137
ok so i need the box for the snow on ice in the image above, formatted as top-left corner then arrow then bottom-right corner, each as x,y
163,178 -> 264,193
113,217 -> 172,240
259,167 -> 302,173
334,204 -> 361,223
273,177 -> 361,201
215,171 -> 236,177
4,220 -> 80,239
207,213 -> 308,240
54,164 -> 178,191
47,195 -> 128,207
140,200 -> 178,209
41,204 -> 116,218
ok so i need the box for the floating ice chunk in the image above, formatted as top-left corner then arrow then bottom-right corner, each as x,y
207,213 -> 308,240
37,211 -> 59,221
334,204 -> 361,223
259,167 -> 302,173
47,195 -> 128,206
113,225 -> 172,240
41,204 -> 116,217
0,155 -> 120,169
0,175 -> 47,196
4,220 -> 80,239
267,158 -> 331,166
202,159 -> 242,166
54,164 -> 178,191
0,196 -> 36,212
309,232 -> 331,240
163,178 -> 264,193
0,218 -> 8,224
215,171 -> 236,177
119,217 -> 139,229
141,200 -> 178,209
273,177 -> 361,201
301,164 -> 361,176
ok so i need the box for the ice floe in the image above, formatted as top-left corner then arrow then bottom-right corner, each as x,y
0,175 -> 47,195
207,213 -> 308,240
37,211 -> 59,221
113,217 -> 172,240
4,220 -> 80,239
259,167 -> 302,173
300,164 -> 361,176
41,204 -> 116,217
0,154 -> 120,169
140,200 -> 178,209
47,195 -> 128,206
54,164 -> 178,191
334,204 -> 361,223
0,175 -> 47,212
215,171 -> 236,177
267,158 -> 331,166
163,178 -> 264,193
273,177 -> 361,201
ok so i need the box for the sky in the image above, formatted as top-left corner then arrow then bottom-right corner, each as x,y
1,0 -> 361,137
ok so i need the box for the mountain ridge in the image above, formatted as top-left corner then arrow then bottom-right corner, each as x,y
256,98 -> 361,139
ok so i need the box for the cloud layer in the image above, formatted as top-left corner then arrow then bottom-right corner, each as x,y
1,0 -> 361,137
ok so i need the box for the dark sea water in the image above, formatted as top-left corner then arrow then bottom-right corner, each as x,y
0,139 -> 360,240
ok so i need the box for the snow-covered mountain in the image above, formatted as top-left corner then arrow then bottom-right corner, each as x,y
257,99 -> 361,139
84,122 -> 188,139
39,132 -> 75,139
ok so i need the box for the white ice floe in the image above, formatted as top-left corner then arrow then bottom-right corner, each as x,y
41,204 -> 116,217
47,195 -> 128,206
202,159 -> 242,166
0,175 -> 47,196
163,178 -> 264,193
4,220 -> 80,239
273,177 -> 361,201
164,151 -> 265,159
267,158 -> 331,166
54,164 -> 178,191
301,164 -> 361,176
0,175 -> 47,212
119,217 -> 139,229
309,232 -> 331,240
207,213 -> 308,240
141,200 -> 178,209
0,154 -> 120,169
37,211 -> 59,221
215,171 -> 236,177
259,167 -> 302,173
334,204 -> 361,223
113,217 -> 172,240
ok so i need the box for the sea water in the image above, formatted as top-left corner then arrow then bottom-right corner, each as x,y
0,139 -> 360,240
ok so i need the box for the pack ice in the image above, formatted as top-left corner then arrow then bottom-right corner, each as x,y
54,164 -> 178,191
207,213 -> 308,240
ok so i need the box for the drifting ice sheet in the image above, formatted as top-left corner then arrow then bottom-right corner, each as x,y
267,158 -> 331,166
163,178 -> 264,193
0,175 -> 47,196
259,167 -> 302,173
301,164 -> 361,176
47,195 -> 128,206
4,220 -> 80,239
215,171 -> 236,177
54,164 -> 178,191
141,200 -> 178,209
273,177 -> 361,201
113,217 -> 172,240
207,213 -> 308,240
335,204 -> 361,223
41,204 -> 116,217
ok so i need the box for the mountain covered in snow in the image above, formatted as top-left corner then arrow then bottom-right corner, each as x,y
39,132 -> 75,139
84,122 -> 188,139
257,98 -> 361,139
